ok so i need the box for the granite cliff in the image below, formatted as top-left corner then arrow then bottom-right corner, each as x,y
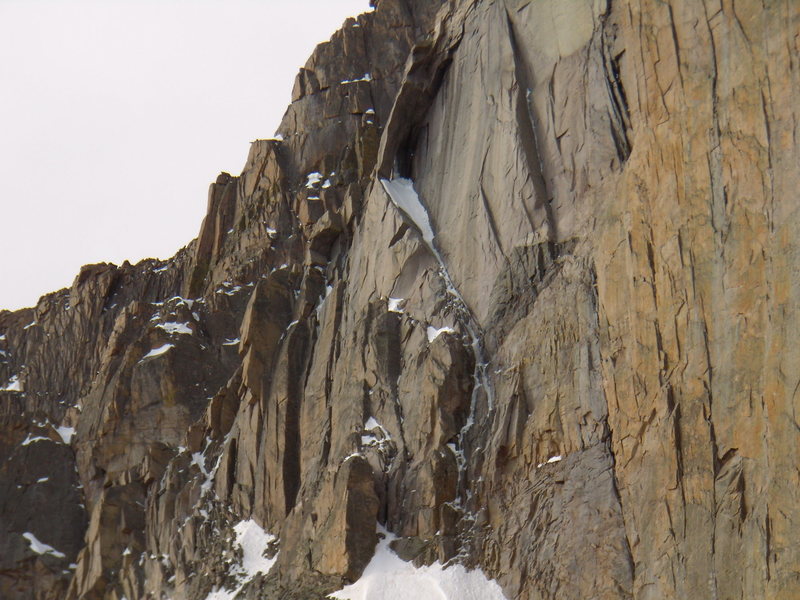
1,0 -> 798,598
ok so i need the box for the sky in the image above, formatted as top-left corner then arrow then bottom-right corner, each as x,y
0,0 -> 372,311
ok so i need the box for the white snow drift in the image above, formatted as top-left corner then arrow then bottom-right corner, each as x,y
329,528 -> 508,600
203,519 -> 278,600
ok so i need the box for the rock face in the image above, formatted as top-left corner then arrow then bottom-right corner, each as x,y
1,0 -> 798,598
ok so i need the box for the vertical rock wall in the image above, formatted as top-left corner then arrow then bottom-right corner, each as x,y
0,1 -> 797,599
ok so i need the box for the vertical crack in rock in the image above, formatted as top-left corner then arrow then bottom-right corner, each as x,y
504,8 -> 557,241
381,177 -> 494,510
601,27 -> 632,164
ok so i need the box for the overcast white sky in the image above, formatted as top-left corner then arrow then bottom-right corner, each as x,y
0,0 -> 371,311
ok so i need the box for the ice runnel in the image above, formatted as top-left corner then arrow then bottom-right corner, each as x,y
380,178 -> 436,244
381,177 -> 494,507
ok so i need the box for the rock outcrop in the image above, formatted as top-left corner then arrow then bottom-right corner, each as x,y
1,0 -> 798,598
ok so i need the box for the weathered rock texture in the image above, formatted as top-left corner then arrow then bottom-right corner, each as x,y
1,0 -> 798,598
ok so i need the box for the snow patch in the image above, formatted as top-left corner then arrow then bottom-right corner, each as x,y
341,73 -> 372,84
191,445 -> 224,497
328,528 -> 507,600
537,455 -> 562,468
215,283 -> 243,296
140,344 -> 174,361
426,326 -> 456,343
233,520 -> 278,576
56,426 -> 75,444
157,322 -> 193,335
305,172 -> 323,188
167,296 -> 197,309
315,285 -> 335,318
21,434 -> 50,446
1,374 -> 22,392
361,417 -> 391,449
22,532 -> 66,559
203,520 -> 278,600
222,338 -> 241,346
191,452 -> 210,478
387,298 -> 405,313
381,178 -> 435,244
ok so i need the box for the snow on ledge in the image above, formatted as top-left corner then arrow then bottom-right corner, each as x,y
203,519 -> 278,600
426,326 -> 456,343
1,374 -> 22,392
156,322 -> 193,335
233,519 -> 277,577
56,426 -> 75,444
362,416 -> 391,447
537,455 -> 562,468
22,532 -> 66,559
387,297 -> 405,313
381,178 -> 435,244
306,172 -> 323,188
341,73 -> 373,84
328,527 -> 508,600
21,434 -> 51,446
140,344 -> 175,361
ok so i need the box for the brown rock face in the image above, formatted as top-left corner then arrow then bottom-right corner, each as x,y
1,0 -> 798,598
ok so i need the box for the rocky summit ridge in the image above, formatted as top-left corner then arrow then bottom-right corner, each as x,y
1,0 -> 799,598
